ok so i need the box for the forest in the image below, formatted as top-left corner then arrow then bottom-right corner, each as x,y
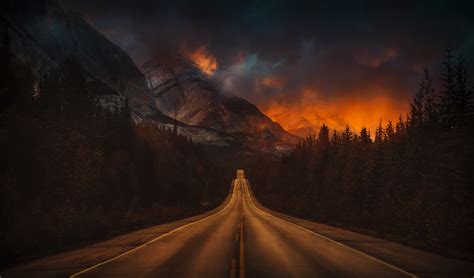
2,14 -> 474,268
0,40 -> 231,266
248,51 -> 474,257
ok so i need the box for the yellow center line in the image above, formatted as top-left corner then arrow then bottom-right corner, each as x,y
239,180 -> 245,278
239,217 -> 245,278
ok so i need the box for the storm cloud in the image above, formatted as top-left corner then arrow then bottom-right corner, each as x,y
60,0 -> 474,133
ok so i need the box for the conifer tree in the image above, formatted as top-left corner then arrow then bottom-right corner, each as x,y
360,127 -> 371,144
331,129 -> 340,146
453,55 -> 471,127
385,121 -> 395,142
439,50 -> 457,128
318,124 -> 330,148
375,120 -> 384,144
341,125 -> 352,144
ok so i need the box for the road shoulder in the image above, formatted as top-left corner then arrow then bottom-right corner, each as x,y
1,187 -> 234,277
246,183 -> 474,277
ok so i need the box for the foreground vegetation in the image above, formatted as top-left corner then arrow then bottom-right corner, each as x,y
0,51 -> 231,266
248,52 -> 474,256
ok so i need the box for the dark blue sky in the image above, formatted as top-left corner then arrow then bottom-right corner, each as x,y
61,0 -> 474,132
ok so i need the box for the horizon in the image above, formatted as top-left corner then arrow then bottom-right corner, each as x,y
61,0 -> 474,137
1,1 -> 474,276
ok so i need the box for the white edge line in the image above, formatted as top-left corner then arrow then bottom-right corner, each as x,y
70,180 -> 237,277
242,179 -> 417,278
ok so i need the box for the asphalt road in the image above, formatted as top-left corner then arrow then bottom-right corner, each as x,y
70,170 -> 412,277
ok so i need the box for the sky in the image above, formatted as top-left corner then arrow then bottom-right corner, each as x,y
61,0 -> 474,136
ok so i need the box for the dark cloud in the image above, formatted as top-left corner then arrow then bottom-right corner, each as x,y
60,0 -> 474,130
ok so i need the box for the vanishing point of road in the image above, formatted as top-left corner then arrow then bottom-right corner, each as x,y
3,170 -> 474,277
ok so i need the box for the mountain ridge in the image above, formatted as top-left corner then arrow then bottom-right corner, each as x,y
1,0 -> 300,151
141,58 -> 301,152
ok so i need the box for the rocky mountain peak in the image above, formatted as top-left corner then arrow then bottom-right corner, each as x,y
141,58 -> 301,152
2,0 -> 300,151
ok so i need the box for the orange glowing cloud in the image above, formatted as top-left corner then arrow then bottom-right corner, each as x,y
262,87 -> 409,137
261,76 -> 285,89
186,46 -> 218,75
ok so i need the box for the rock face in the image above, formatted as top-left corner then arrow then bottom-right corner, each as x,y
147,113 -> 239,147
0,0 -> 238,147
1,0 -> 299,150
142,59 -> 301,152
1,0 -> 158,118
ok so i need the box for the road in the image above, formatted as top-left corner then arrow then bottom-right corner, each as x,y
68,170 -> 412,277
4,170 -> 474,277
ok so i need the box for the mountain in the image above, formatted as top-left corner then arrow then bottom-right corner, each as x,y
142,58 -> 301,152
0,0 -> 159,118
1,0 -> 299,151
270,113 -> 318,138
0,0 -> 239,146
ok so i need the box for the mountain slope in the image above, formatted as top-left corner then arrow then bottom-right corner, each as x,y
270,113 -> 319,138
0,0 -> 239,146
1,0 -> 299,150
142,59 -> 301,151
0,0 -> 158,117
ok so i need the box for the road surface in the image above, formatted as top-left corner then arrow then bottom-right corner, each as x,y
3,170 -> 474,277
71,170 -> 412,277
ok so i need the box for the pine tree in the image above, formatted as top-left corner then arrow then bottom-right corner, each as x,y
375,119 -> 384,144
421,70 -> 436,127
341,125 -> 352,144
410,69 -> 428,129
331,129 -> 340,146
360,127 -> 371,144
439,50 -> 457,128
318,124 -> 330,148
453,55 -> 471,127
395,116 -> 406,141
385,121 -> 395,142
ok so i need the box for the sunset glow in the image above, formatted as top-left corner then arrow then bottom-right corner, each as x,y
262,90 -> 409,137
261,76 -> 285,89
186,46 -> 217,75
4,1 -> 473,276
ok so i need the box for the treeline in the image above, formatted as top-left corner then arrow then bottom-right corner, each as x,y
248,52 -> 474,255
0,41 -> 230,265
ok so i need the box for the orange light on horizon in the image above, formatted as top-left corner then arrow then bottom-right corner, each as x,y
262,91 -> 409,137
186,46 -> 217,75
